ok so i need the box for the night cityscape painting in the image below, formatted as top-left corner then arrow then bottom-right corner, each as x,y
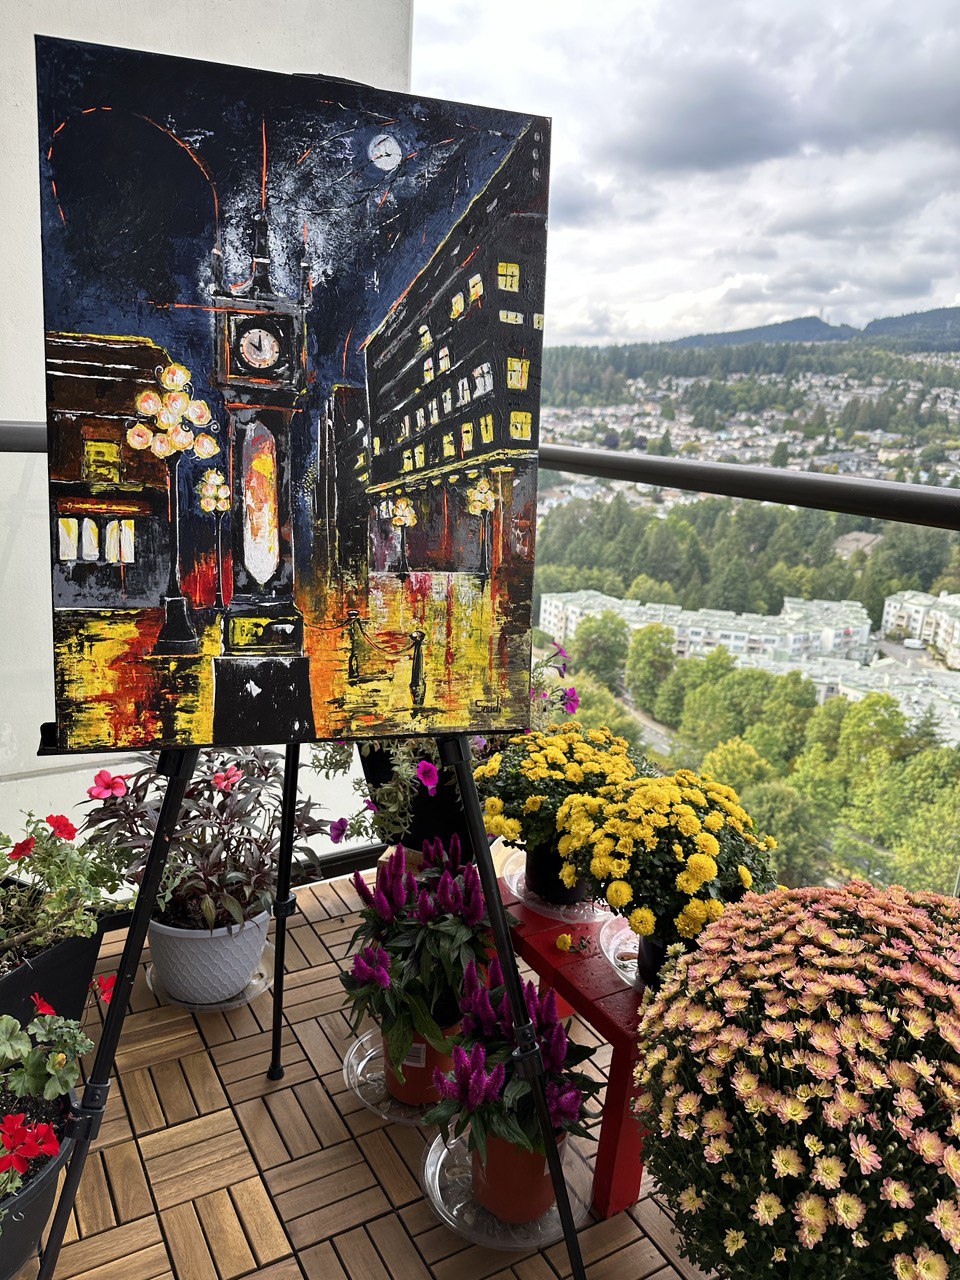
36,37 -> 550,752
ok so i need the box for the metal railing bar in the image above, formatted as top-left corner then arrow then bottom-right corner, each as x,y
4,419 -> 959,533
539,442 -> 960,533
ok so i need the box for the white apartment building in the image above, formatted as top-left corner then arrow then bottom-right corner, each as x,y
882,590 -> 960,669
540,591 -> 875,664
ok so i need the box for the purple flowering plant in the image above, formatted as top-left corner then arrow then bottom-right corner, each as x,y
339,837 -> 493,1080
424,956 -> 600,1163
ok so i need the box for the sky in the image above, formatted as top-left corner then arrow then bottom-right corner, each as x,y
411,0 -> 960,345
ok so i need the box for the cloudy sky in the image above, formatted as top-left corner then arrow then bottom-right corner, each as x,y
412,0 -> 960,344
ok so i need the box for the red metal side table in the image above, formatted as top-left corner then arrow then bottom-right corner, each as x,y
499,879 -> 646,1218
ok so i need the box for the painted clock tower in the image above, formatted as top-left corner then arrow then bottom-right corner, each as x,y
209,210 -> 316,741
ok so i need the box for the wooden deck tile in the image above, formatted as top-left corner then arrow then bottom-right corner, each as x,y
36,872 -> 709,1280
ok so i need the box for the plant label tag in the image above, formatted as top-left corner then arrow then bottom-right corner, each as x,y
403,1042 -> 426,1069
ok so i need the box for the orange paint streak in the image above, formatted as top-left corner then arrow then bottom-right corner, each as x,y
461,245 -> 480,268
342,326 -> 354,377
150,301 -> 275,315
57,205 -> 66,225
376,184 -> 392,208
296,147 -> 312,165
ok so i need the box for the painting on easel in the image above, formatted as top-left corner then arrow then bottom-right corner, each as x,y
35,37 -> 550,751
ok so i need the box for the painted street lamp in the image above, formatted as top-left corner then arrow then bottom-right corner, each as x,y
466,476 -> 496,581
390,494 -> 417,582
126,363 -> 219,654
197,468 -> 231,610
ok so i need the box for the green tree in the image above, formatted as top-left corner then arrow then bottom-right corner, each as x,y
770,440 -> 790,468
834,693 -> 909,776
570,611 -> 631,693
625,574 -> 678,605
700,737 -> 774,794
571,673 -> 647,753
740,779 -> 833,887
674,669 -> 775,764
626,624 -> 676,712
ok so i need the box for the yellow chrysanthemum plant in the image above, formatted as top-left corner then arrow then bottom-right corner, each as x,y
473,722 -> 655,905
634,882 -> 960,1280
555,768 -> 776,955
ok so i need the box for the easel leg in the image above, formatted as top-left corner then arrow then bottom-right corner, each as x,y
437,735 -> 587,1280
38,747 -> 199,1280
267,742 -> 301,1080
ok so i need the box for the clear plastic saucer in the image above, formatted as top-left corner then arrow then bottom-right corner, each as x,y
420,1131 -> 592,1249
502,849 -> 609,924
599,916 -> 644,990
342,1028 -> 435,1126
145,943 -> 275,1011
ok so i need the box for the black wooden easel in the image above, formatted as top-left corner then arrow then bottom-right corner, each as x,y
266,732 -> 587,1280
34,733 -> 586,1280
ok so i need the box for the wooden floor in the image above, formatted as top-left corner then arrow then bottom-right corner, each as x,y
15,875 -> 706,1280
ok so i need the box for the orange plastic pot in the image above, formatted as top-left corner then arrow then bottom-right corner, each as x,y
471,1132 -> 565,1223
383,1027 -> 457,1105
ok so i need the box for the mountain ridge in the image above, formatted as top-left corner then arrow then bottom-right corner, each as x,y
668,306 -> 960,349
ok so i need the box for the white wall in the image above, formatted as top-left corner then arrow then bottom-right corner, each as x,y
0,0 -> 413,835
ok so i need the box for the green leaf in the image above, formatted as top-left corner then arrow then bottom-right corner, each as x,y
222,894 -> 244,925
406,993 -> 449,1053
0,1016 -> 30,1063
200,895 -> 216,928
385,1016 -> 414,1083
503,1076 -> 531,1109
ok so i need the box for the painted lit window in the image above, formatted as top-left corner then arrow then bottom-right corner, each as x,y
510,410 -> 533,440
468,273 -> 483,301
416,407 -> 426,431
423,357 -> 434,383
80,517 -> 99,562
104,519 -> 136,564
438,346 -> 451,372
83,440 -> 121,483
450,292 -> 465,318
442,388 -> 453,413
498,262 -> 520,291
354,451 -> 367,470
402,449 -> 414,473
507,357 -> 530,390
58,517 -> 79,561
373,436 -> 381,455
457,377 -> 471,406
419,324 -> 432,350
461,422 -> 474,454
428,400 -> 440,426
533,313 -> 545,330
414,444 -> 426,468
473,362 -> 494,396
243,423 -> 280,586
480,414 -> 495,444
499,310 -> 523,324
400,414 -> 410,439
443,433 -> 456,458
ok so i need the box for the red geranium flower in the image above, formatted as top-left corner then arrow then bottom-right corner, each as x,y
46,814 -> 77,840
9,836 -> 36,861
92,974 -> 116,1004
30,993 -> 56,1016
0,1114 -> 59,1175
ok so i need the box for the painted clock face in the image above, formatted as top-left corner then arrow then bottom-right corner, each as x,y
239,327 -> 281,370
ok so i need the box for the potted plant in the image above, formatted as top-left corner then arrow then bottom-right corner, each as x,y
473,720 -> 650,905
426,957 -> 600,1223
556,768 -> 776,978
340,837 -> 492,1104
635,880 -> 960,1279
0,1000 -> 92,1280
1,808 -> 130,1023
312,645 -> 578,852
82,749 -> 327,1005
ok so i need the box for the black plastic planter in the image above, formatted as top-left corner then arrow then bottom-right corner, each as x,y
359,746 -> 469,854
0,932 -> 103,1025
523,843 -> 587,906
0,1112 -> 75,1280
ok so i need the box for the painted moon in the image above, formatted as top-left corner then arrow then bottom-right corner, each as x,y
368,133 -> 401,171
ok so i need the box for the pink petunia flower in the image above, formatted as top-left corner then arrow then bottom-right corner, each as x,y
416,760 -> 440,796
329,817 -> 349,845
561,686 -> 579,714
87,769 -> 129,800
212,764 -> 243,793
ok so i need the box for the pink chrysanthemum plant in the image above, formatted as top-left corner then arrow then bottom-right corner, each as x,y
556,768 -> 776,949
340,838 -> 492,1079
424,956 -> 601,1163
634,880 -> 960,1280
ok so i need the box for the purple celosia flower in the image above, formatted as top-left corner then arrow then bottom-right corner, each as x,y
435,870 -> 464,916
415,891 -> 438,924
461,864 -> 484,926
352,944 -> 391,989
351,870 -> 375,908
434,1043 -> 505,1109
546,1081 -> 582,1129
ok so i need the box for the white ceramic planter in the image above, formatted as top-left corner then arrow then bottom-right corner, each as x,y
147,911 -> 270,1005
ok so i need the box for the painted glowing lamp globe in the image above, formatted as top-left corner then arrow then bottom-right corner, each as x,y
126,363 -> 220,653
